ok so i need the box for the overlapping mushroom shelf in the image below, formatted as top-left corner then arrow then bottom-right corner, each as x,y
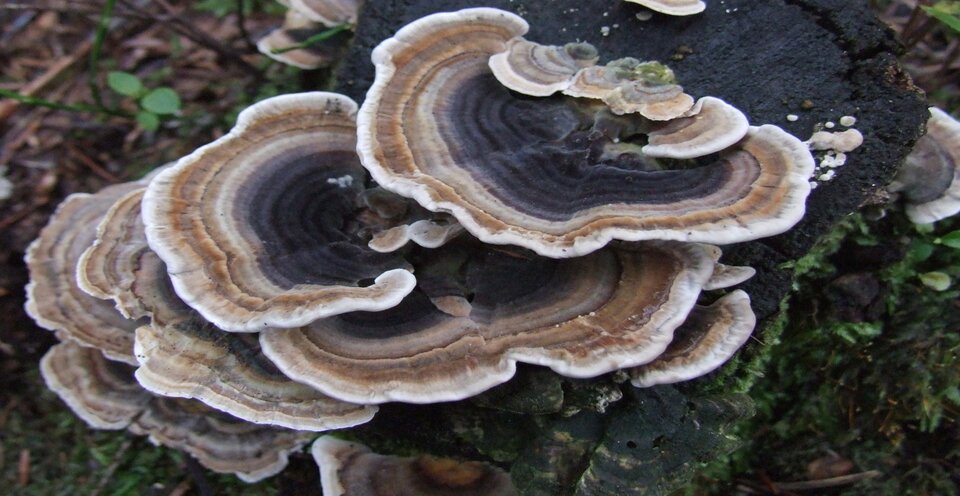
357,8 -> 813,258
24,6 -> 820,484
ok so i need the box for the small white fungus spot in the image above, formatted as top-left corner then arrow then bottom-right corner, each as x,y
806,129 -> 864,152
786,114 -> 799,122
840,115 -> 857,127
820,152 -> 847,168
601,26 -> 611,36
326,175 -> 354,188
825,121 -> 835,129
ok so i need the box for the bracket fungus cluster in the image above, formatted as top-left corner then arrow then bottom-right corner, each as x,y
889,107 -> 960,224
358,9 -> 812,257
26,6 -> 819,486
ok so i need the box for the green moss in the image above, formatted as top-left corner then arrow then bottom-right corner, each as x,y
688,211 -> 960,494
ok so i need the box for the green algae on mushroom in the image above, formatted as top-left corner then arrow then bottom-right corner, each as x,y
142,92 -> 415,332
312,436 -> 518,496
357,8 -> 815,258
491,44 -> 697,121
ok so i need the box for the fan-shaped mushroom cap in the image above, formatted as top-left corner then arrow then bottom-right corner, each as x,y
704,263 -> 756,290
312,436 -> 518,496
558,58 -> 695,120
257,9 -> 343,69
25,183 -> 143,364
130,398 -> 313,483
289,0 -> 362,26
143,92 -> 415,331
890,107 -> 960,224
260,241 -> 715,404
41,341 -> 312,482
624,0 -> 707,16
360,10 -> 814,257
488,38 -> 599,97
602,80 -> 695,120
630,290 -> 755,387
77,188 -> 154,319
564,65 -> 624,100
368,217 -> 465,253
359,9 -> 813,257
40,341 -> 151,429
699,243 -> 756,290
73,178 -> 378,431
643,97 -> 750,159
134,322 -> 377,432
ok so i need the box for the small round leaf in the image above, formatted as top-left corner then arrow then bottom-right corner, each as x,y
140,88 -> 181,115
136,111 -> 160,132
107,71 -> 145,97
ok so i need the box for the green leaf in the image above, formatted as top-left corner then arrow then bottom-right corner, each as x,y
909,239 -> 936,262
923,6 -> 960,33
106,71 -> 144,97
920,271 -> 952,291
945,386 -> 960,406
140,87 -> 181,115
940,230 -> 960,249
135,110 -> 160,131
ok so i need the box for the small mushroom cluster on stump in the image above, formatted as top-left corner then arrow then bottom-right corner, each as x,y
26,6 -> 818,488
889,107 -> 960,224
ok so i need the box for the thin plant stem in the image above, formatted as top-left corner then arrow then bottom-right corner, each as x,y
235,0 -> 257,53
89,0 -> 118,109
0,88 -> 131,117
270,23 -> 351,54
